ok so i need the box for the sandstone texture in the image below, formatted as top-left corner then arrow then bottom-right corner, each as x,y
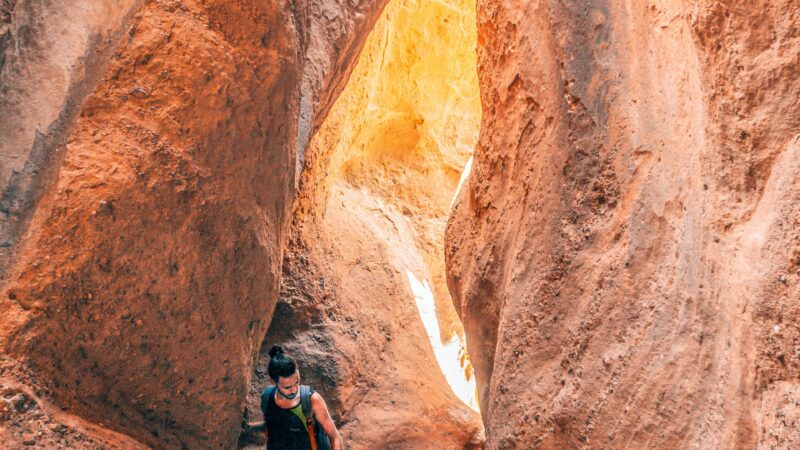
0,378 -> 150,449
247,182 -> 483,450
246,0 -> 484,448
3,0 -> 799,448
446,0 -> 800,448
0,0 -> 387,447
0,0 -> 142,277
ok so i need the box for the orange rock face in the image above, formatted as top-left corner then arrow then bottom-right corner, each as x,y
3,0 -> 799,448
1,0 -> 142,278
0,0 -> 387,447
248,182 -> 484,450
447,0 -> 800,448
246,0 -> 484,448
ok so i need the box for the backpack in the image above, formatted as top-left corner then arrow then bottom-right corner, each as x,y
269,385 -> 331,450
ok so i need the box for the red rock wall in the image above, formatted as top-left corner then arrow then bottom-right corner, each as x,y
446,0 -> 800,448
245,1 -> 484,447
0,0 -> 143,279
0,0 -> 387,447
4,0 -> 798,448
248,182 -> 483,450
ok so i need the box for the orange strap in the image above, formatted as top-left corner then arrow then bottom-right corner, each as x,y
307,418 -> 318,450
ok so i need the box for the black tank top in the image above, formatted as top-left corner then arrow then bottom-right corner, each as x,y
261,387 -> 312,450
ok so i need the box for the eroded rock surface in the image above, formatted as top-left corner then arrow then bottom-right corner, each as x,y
446,0 -> 800,448
0,0 -> 143,279
247,0 -> 484,448
0,377 -> 150,449
3,0 -> 798,448
248,182 -> 483,450
0,0 -> 387,447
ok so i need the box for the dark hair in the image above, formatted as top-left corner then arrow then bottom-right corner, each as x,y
267,345 -> 297,382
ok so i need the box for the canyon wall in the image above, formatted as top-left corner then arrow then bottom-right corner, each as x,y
0,0 -> 143,280
247,180 -> 483,450
246,0 -> 484,448
0,0 -> 387,447
4,0 -> 798,448
446,0 -> 800,448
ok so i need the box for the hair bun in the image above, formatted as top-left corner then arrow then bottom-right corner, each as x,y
269,345 -> 284,358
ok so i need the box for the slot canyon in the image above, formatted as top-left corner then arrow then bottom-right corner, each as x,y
0,0 -> 798,449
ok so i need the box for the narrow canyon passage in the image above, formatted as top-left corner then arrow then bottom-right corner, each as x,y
243,0 -> 484,448
2,0 -> 798,448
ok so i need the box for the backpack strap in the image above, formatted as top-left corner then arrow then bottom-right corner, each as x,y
300,385 -> 318,450
300,385 -> 314,419
261,386 -> 277,418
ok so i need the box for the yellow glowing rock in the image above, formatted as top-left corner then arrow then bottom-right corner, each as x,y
304,0 -> 482,414
321,0 -> 481,217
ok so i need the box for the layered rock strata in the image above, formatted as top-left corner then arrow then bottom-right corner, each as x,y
446,0 -> 800,448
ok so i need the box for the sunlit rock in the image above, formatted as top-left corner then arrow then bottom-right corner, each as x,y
248,0 -> 484,448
